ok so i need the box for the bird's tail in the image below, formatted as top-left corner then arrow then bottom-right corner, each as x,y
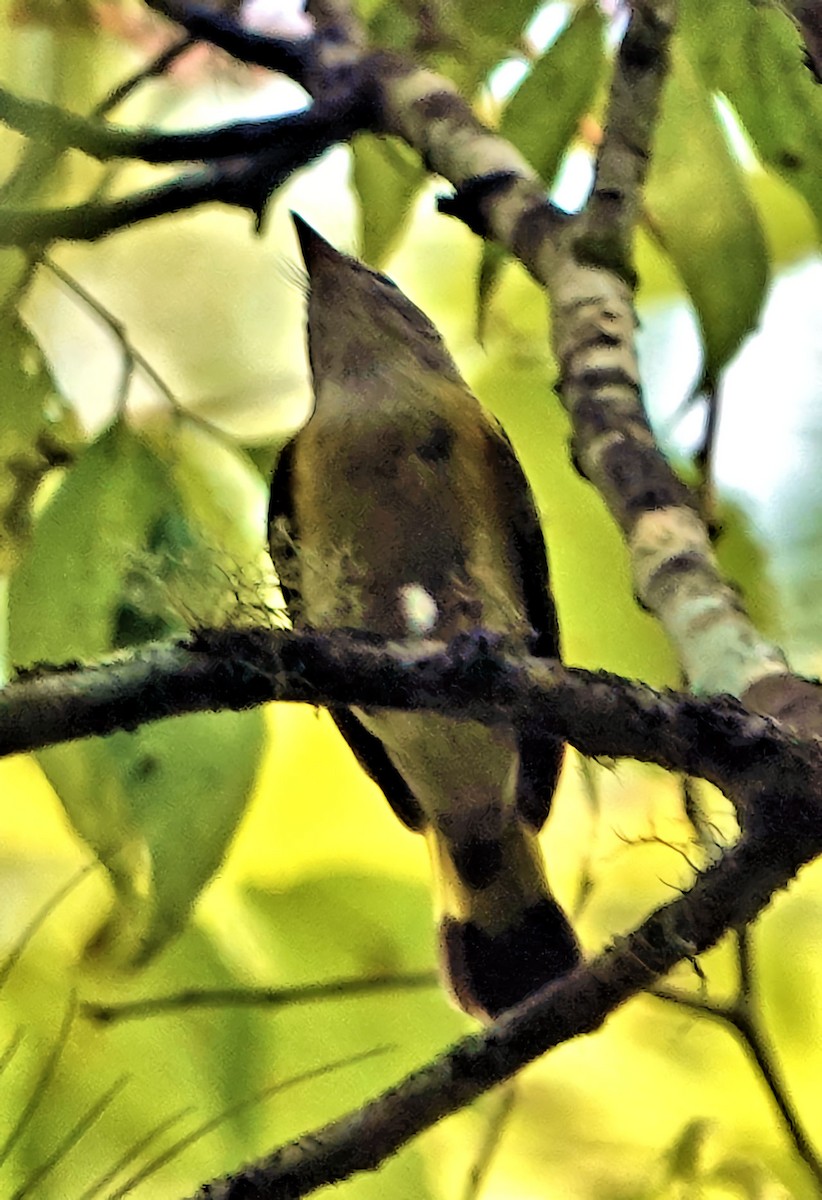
429,822 -> 579,1021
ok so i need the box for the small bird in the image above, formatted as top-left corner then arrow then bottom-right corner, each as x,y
268,215 -> 579,1019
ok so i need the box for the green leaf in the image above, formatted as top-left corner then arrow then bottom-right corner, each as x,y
365,0 -> 533,95
351,135 -> 425,269
644,43 -> 769,386
242,872 -> 462,1197
664,1118 -> 712,1181
475,240 -> 510,342
476,3 -> 604,334
681,0 -> 822,238
8,418 -> 268,965
454,0 -> 539,47
0,313 -> 83,575
500,1 -> 604,186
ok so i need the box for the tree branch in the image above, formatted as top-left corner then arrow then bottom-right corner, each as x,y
143,0 -> 314,85
0,170 -> 234,245
185,827 -> 822,1199
95,35 -> 197,118
0,100 -> 367,245
4,629 -> 820,818
582,0 -> 673,270
0,87 -> 361,164
84,971 -> 439,1025
298,0 -> 793,705
653,927 -> 822,1189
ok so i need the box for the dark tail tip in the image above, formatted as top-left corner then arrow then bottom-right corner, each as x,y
440,898 -> 580,1020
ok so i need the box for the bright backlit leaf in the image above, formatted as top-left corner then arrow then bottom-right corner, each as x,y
645,43 -> 769,386
8,418 -> 269,965
501,1 -> 604,187
479,2 -> 604,330
352,135 -> 426,269
681,0 -> 822,237
0,313 -> 82,575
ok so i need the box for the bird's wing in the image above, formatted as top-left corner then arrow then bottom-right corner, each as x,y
484,425 -> 564,830
329,709 -> 427,832
268,439 -> 427,834
268,439 -> 301,615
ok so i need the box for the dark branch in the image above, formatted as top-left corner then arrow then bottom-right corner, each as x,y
0,101 -> 365,245
95,35 -> 196,117
4,629 -> 821,821
0,170 -> 235,246
143,0 -> 315,85
187,828 -> 821,1199
84,970 -> 439,1024
653,927 -> 822,1189
0,86 -> 357,164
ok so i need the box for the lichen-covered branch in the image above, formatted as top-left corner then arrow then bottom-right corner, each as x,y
538,1 -> 790,700
582,0 -> 674,268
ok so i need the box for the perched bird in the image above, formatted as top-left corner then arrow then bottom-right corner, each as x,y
268,215 -> 579,1019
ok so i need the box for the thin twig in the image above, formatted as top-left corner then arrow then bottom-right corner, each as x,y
653,928 -> 822,1191
9,1076 -> 129,1200
40,254 -> 178,410
0,35 -> 199,312
681,776 -> 725,867
0,863 -> 95,992
83,970 -> 439,1024
0,89 -> 357,164
694,380 -> 720,526
74,1105 -> 196,1200
0,995 -> 76,1169
94,35 -> 196,118
460,1084 -> 517,1200
143,0 -> 314,84
107,1045 -> 391,1198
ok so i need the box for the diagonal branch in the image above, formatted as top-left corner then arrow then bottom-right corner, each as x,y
653,927 -> 822,1188
185,826 -> 822,1199
143,0 -> 314,84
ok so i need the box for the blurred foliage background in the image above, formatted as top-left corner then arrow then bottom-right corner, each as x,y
1,0 -> 822,1196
